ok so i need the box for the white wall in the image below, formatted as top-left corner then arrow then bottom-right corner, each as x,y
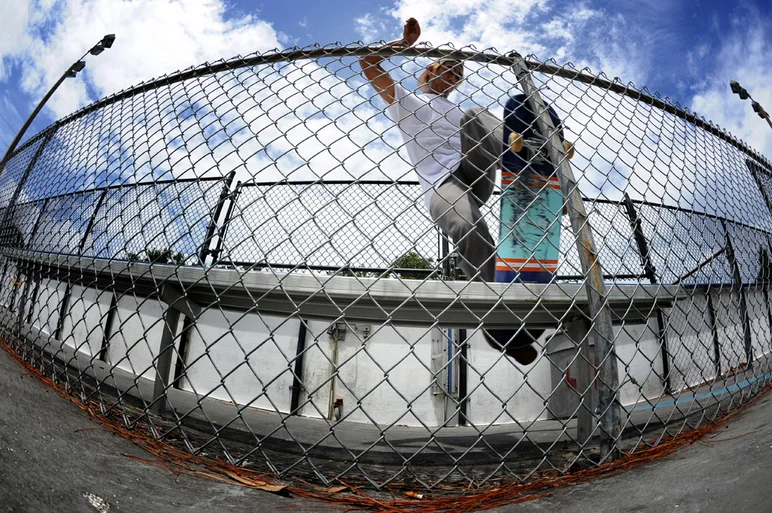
665,292 -> 717,390
614,318 -> 666,405
105,294 -> 167,381
466,329 -> 553,424
29,277 -> 68,336
297,321 -> 450,426
8,278 -> 767,429
296,320 -> 336,419
179,308 -> 298,413
712,288 -> 750,373
746,288 -> 772,361
61,284 -> 113,358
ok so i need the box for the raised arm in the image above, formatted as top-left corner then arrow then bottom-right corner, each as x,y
358,18 -> 421,105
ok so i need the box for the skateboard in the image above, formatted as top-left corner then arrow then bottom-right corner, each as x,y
484,94 -> 573,364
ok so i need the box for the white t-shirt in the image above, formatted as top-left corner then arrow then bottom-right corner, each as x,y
386,84 -> 463,212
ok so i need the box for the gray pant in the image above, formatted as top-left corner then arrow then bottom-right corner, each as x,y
430,108 -> 502,282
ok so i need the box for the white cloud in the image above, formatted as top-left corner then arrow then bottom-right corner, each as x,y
0,1 -> 34,81
355,13 -> 388,43
689,17 -> 772,161
2,0 -> 282,121
382,0 -> 655,86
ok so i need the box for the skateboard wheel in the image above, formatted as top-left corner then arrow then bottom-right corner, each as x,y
563,140 -> 574,159
509,132 -> 524,153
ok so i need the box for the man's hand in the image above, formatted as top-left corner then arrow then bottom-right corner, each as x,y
402,18 -> 421,46
359,18 -> 421,105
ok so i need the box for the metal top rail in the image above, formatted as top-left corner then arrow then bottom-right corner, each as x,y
8,45 -> 770,172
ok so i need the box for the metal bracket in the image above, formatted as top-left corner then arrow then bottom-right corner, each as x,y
327,322 -> 370,340
160,283 -> 203,319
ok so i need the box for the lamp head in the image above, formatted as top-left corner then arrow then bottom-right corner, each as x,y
730,80 -> 749,100
101,34 -> 116,48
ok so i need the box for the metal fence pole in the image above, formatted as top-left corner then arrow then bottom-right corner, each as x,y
458,328 -> 468,426
199,171 -> 236,265
567,317 -> 594,445
290,318 -> 308,414
722,219 -> 753,369
171,315 -> 193,390
746,159 -> 772,215
622,193 -> 672,393
510,53 -> 622,460
151,307 -> 181,415
0,129 -> 56,234
441,230 -> 451,279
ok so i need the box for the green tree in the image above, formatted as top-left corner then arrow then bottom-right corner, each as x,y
392,251 -> 435,280
127,248 -> 186,265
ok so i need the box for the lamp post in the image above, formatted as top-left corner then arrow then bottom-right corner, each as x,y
0,34 -> 116,164
730,80 -> 772,131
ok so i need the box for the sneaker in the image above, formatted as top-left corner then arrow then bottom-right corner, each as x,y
483,328 -> 543,365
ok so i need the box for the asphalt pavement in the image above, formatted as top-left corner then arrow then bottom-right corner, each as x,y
1,347 -> 770,513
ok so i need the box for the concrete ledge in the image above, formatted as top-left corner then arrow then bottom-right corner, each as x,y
3,248 -> 685,328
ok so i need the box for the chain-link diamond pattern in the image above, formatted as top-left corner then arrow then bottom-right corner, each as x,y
0,44 -> 770,493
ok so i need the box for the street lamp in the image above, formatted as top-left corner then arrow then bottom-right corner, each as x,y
0,34 -> 117,164
730,80 -> 772,131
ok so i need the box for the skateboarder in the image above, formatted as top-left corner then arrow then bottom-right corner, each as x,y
358,18 -> 568,364
358,18 -> 500,283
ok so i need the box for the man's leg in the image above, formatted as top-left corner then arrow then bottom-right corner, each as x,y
430,177 -> 495,282
459,107 -> 502,206
432,176 -> 538,365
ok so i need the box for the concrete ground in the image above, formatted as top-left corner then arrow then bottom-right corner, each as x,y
1,347 -> 770,513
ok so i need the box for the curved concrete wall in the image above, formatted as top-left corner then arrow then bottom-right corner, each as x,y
5,269 -> 762,429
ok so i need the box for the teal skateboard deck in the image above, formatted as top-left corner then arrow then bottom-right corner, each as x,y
483,95 -> 566,361
496,94 -> 564,284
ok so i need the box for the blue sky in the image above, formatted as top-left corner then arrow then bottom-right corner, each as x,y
0,0 -> 770,159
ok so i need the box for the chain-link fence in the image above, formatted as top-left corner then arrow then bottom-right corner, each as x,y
0,43 -> 771,492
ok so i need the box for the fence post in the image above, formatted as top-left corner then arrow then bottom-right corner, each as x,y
78,189 -> 109,255
458,328 -> 469,426
510,53 -> 622,460
441,230 -> 451,279
209,181 -> 241,266
746,159 -> 772,216
0,130 -> 57,253
199,171 -> 236,265
622,193 -> 672,393
721,220 -> 753,369
567,317 -> 594,445
705,290 -> 722,375
151,306 -> 181,415
290,317 -> 308,414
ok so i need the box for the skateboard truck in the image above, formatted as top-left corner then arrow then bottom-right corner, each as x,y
509,132 -> 574,160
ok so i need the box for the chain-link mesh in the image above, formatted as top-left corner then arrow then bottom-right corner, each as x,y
0,44 -> 771,492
